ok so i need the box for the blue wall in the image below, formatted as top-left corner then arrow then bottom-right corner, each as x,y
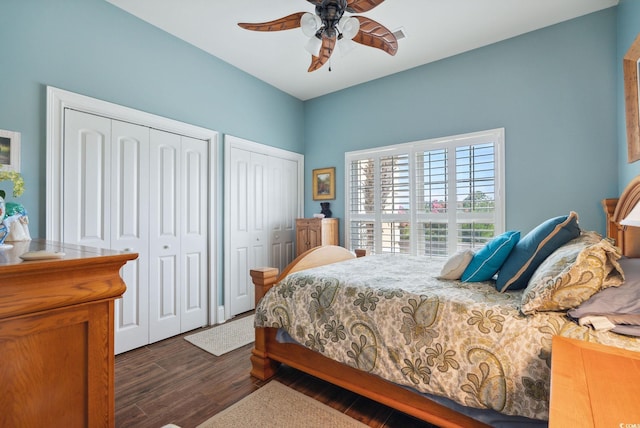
0,0 -> 305,238
305,8 -> 618,237
0,1 -> 631,241
618,0 -> 640,190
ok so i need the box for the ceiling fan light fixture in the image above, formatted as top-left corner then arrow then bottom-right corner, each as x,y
305,35 -> 322,56
238,0 -> 398,72
300,12 -> 321,37
338,16 -> 360,40
337,37 -> 356,57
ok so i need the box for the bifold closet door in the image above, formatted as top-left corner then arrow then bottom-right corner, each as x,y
63,109 -> 150,354
179,136 -> 209,332
62,110 -> 112,250
227,148 -> 269,316
267,156 -> 298,274
148,130 -> 208,342
111,120 -> 150,353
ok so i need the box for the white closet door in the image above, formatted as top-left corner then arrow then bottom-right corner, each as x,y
228,148 -> 269,316
64,110 -> 151,353
55,91 -> 215,354
268,156 -> 297,274
111,120 -> 150,354
149,129 -> 182,342
180,136 -> 209,331
62,110 -> 111,249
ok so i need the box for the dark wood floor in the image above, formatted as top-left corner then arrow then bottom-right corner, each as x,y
115,318 -> 436,428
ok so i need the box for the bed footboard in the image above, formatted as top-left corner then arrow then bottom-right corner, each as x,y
249,267 -> 280,380
249,246 -> 356,380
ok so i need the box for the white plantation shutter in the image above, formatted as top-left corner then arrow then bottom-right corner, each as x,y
345,129 -> 505,257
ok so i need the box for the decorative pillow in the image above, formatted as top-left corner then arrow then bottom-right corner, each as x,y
461,231 -> 520,282
438,249 -> 475,280
520,238 -> 624,315
496,212 -> 581,292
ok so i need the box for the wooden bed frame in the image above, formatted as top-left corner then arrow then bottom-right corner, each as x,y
249,246 -> 490,428
603,174 -> 640,257
249,176 -> 640,428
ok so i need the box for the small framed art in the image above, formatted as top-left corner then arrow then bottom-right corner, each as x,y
0,129 -> 21,172
312,167 -> 335,200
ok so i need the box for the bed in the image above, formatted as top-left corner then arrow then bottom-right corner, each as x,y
249,179 -> 640,427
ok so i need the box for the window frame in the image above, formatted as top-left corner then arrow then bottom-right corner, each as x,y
344,128 -> 506,256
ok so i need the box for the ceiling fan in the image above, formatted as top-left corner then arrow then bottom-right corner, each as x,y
238,0 -> 398,72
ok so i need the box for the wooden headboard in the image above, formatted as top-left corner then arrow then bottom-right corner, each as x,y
603,175 -> 640,257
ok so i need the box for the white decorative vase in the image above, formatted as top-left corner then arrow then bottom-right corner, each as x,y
0,193 -> 8,247
0,193 -> 5,223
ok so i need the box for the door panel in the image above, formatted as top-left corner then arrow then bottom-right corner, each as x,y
268,157 -> 297,273
64,110 -> 152,354
228,148 -> 268,316
111,120 -> 150,354
149,129 -> 181,343
63,110 -> 111,249
180,136 -> 208,331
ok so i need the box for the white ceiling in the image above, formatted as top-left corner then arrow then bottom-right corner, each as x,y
106,0 -> 618,101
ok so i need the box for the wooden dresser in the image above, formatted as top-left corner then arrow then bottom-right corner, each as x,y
296,218 -> 339,256
0,240 -> 137,428
550,336 -> 640,427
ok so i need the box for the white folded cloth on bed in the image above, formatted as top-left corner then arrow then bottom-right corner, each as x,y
578,316 -> 616,331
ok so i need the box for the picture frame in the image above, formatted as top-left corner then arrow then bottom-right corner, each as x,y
0,129 -> 21,172
312,167 -> 335,200
624,34 -> 640,163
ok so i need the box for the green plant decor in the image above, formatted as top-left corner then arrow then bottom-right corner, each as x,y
0,170 -> 25,199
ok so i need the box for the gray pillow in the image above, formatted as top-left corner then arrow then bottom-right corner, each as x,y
568,257 -> 640,337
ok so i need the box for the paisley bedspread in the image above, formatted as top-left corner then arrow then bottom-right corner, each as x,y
255,254 -> 640,421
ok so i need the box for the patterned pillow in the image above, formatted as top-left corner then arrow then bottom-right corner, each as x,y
520,236 -> 624,315
461,231 -> 520,282
496,212 -> 581,292
438,249 -> 475,280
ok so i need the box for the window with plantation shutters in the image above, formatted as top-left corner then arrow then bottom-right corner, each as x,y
345,128 -> 505,257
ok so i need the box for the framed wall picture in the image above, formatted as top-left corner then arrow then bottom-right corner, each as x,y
0,129 -> 21,172
312,167 -> 335,200
624,34 -> 640,163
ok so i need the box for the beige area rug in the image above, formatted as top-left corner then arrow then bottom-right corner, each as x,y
196,381 -> 367,428
184,316 -> 254,356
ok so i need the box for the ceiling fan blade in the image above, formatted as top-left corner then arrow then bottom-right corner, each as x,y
308,36 -> 337,72
238,12 -> 306,32
351,16 -> 398,56
346,0 -> 386,13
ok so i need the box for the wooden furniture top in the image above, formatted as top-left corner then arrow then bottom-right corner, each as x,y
0,239 -> 138,320
550,336 -> 640,427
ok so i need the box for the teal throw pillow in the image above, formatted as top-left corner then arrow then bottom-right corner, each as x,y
461,231 -> 520,282
496,212 -> 581,292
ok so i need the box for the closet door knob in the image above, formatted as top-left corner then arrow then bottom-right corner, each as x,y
163,245 -> 170,249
